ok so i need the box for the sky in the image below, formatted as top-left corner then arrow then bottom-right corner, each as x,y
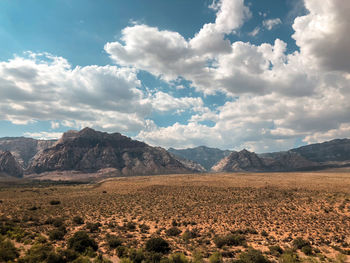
0,0 -> 349,153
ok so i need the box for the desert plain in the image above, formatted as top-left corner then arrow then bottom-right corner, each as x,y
1,170 -> 350,262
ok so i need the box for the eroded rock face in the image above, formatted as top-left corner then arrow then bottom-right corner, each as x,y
212,149 -> 266,172
168,146 -> 232,171
0,151 -> 23,177
27,128 -> 197,175
260,151 -> 318,171
0,137 -> 56,168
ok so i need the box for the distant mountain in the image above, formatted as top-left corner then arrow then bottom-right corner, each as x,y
27,128 -> 199,175
169,153 -> 206,172
212,149 -> 319,172
0,151 -> 23,178
0,137 -> 56,168
290,139 -> 350,162
168,146 -> 232,170
212,149 -> 265,172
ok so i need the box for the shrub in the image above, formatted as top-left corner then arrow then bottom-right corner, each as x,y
68,231 -> 98,253
125,221 -> 136,231
269,245 -> 283,256
52,218 -> 65,228
106,234 -> 122,249
292,237 -> 310,250
279,251 -> 300,263
129,248 -> 146,263
20,243 -> 54,262
116,246 -> 129,258
301,245 -> 313,255
145,237 -> 170,254
192,250 -> 204,263
261,230 -> 268,237
214,234 -> 246,248
169,253 -> 188,263
49,229 -> 66,241
0,239 -> 19,262
209,252 -> 223,263
73,216 -> 85,225
86,222 -> 101,233
50,200 -> 61,205
239,248 -> 270,263
166,227 -> 182,237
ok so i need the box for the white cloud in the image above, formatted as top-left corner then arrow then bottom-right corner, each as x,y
263,18 -> 282,30
3,0 -> 350,152
0,53 -> 203,134
23,131 -> 63,140
248,27 -> 260,37
292,0 -> 350,72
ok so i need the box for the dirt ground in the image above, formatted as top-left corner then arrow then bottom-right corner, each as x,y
1,170 -> 350,262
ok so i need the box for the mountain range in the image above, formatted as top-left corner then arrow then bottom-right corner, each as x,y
0,128 -> 350,179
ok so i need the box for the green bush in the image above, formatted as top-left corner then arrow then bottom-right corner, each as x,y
49,229 -> 66,241
106,234 -> 122,249
145,237 -> 170,254
52,218 -> 65,228
214,234 -> 246,248
239,248 -> 270,263
166,227 -> 182,237
129,248 -> 146,263
301,245 -> 313,255
73,216 -> 85,225
68,231 -> 98,253
209,252 -> 223,263
279,251 -> 300,263
0,239 -> 19,262
86,222 -> 101,233
116,246 -> 129,258
19,243 -> 54,263
269,245 -> 283,256
292,237 -> 310,249
168,253 -> 188,263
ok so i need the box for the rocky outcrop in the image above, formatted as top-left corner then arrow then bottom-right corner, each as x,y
212,149 -> 266,172
169,153 -> 206,172
0,137 -> 56,168
168,146 -> 232,170
27,128 -> 197,175
212,149 -> 319,172
291,139 -> 350,162
0,151 -> 23,177
260,151 -> 319,171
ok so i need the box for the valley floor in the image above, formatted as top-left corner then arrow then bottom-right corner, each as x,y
1,171 -> 350,262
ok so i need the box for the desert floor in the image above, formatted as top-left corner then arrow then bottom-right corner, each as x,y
1,170 -> 350,262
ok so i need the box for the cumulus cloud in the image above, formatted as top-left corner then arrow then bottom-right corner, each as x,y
292,0 -> 350,72
0,53 -> 204,133
23,131 -> 63,140
263,18 -> 282,30
3,0 -> 350,152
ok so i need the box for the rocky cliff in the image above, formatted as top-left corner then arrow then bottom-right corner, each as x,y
291,139 -> 350,162
27,128 -> 198,175
0,151 -> 23,177
212,149 -> 266,172
168,146 -> 232,170
0,137 -> 56,168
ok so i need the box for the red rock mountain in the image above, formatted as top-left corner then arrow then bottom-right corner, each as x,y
27,128 -> 198,175
0,151 -> 23,177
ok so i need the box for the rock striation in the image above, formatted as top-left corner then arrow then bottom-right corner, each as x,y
0,137 -> 56,168
168,146 -> 232,170
27,127 -> 198,175
212,149 -> 266,172
0,151 -> 23,177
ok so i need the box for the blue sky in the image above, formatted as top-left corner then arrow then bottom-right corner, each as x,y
0,0 -> 349,152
